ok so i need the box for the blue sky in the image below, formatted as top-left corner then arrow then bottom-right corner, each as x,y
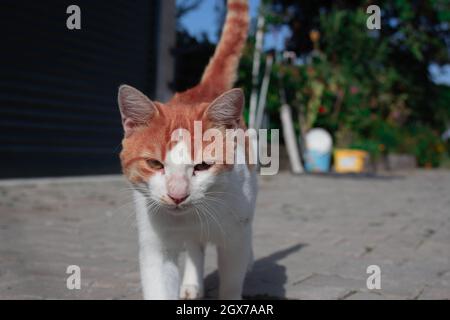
177,0 -> 450,85
178,0 -> 260,42
177,0 -> 291,51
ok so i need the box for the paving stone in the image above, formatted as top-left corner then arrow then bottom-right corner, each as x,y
345,291 -> 391,300
0,170 -> 449,299
418,286 -> 450,300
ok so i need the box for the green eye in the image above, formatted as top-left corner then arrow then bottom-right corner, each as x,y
194,162 -> 212,171
147,159 -> 164,170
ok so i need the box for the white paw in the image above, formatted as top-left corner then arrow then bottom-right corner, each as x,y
179,284 -> 203,300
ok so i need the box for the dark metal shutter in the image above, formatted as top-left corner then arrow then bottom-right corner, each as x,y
0,0 -> 159,178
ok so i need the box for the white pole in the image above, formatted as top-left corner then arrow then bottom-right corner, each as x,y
249,14 -> 265,129
280,104 -> 304,174
255,54 -> 273,131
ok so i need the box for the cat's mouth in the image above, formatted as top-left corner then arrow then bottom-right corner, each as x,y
165,204 -> 192,216
160,197 -> 192,215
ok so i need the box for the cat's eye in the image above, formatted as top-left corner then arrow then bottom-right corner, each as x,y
147,159 -> 164,170
194,162 -> 212,171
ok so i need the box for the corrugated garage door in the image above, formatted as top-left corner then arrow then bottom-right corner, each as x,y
0,0 -> 159,178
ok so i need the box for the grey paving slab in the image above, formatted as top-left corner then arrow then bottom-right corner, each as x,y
0,170 -> 449,299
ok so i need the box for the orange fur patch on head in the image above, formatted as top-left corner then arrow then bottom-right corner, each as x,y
120,99 -> 249,183
121,100 -> 207,180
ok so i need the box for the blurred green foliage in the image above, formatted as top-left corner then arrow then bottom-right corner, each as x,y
236,0 -> 450,167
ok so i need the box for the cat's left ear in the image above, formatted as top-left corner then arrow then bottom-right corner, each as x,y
118,85 -> 158,137
204,88 -> 244,128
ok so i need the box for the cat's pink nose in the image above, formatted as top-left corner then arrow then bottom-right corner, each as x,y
167,174 -> 189,205
168,194 -> 189,205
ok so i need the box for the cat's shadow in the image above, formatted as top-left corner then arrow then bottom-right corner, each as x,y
204,243 -> 306,299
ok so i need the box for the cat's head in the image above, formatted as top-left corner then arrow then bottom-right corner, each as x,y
117,85 -> 244,214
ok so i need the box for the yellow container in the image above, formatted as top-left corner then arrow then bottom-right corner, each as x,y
334,149 -> 369,173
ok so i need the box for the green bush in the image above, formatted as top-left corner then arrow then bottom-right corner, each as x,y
237,2 -> 450,167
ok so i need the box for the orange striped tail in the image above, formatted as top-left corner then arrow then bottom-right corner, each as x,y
200,0 -> 249,95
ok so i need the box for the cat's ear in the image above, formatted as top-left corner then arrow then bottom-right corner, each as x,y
204,88 -> 244,128
117,85 -> 158,137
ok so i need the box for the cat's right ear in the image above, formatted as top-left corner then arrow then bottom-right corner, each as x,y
118,85 -> 158,137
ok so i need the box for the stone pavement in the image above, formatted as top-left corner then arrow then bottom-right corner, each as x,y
0,170 -> 449,300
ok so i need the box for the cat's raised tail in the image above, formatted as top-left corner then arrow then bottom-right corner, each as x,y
200,0 -> 249,94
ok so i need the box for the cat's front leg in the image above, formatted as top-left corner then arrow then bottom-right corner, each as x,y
217,228 -> 253,300
135,191 -> 181,300
180,242 -> 205,299
139,242 -> 180,300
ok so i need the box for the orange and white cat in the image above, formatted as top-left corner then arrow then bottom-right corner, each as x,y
117,0 -> 256,299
